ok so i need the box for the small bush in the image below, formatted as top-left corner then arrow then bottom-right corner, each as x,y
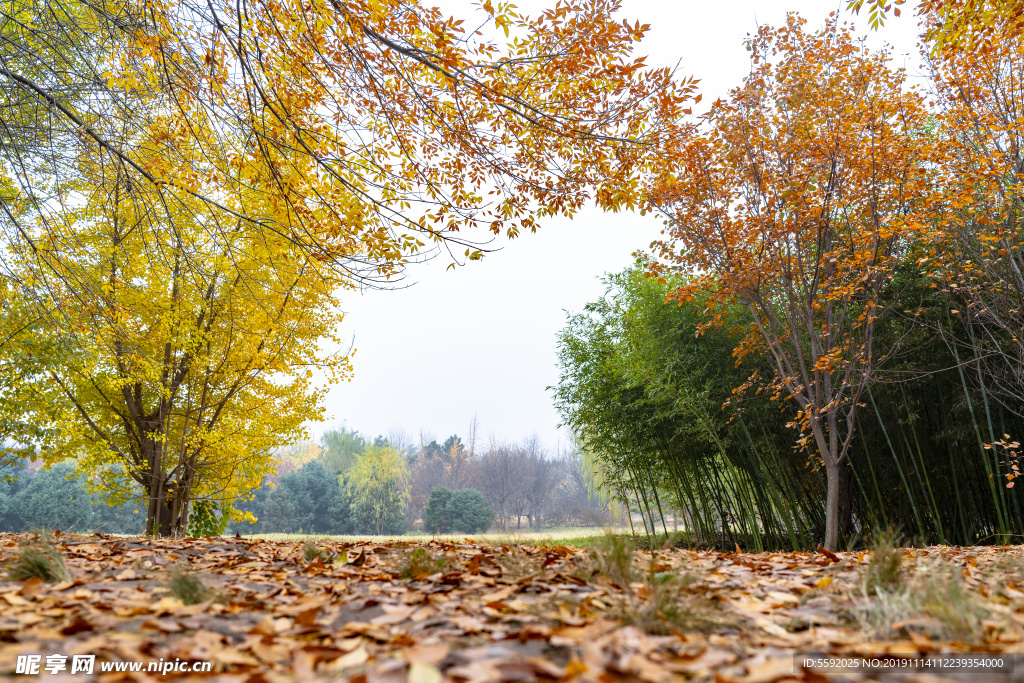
188,500 -> 230,538
8,541 -> 71,582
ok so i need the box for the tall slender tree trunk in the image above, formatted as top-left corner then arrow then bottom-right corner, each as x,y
824,461 -> 842,551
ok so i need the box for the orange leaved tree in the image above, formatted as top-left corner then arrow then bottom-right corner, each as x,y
849,0 -> 1024,55
647,15 -> 939,550
0,0 -> 692,280
924,7 -> 1024,416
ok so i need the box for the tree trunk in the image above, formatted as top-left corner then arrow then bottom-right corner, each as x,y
147,477 -> 189,536
838,462 -> 855,542
823,461 -> 841,552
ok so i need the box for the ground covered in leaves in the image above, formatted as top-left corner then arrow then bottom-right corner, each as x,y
0,533 -> 1022,682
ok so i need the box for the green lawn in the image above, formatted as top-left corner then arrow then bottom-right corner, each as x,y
236,526 -> 629,548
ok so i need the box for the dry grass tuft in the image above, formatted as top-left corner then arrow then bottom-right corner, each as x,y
862,530 -> 904,595
585,533 -> 636,588
167,568 -> 213,605
619,567 -> 721,635
855,558 -> 991,641
8,539 -> 71,582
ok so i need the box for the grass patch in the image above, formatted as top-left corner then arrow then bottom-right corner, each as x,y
854,559 -> 991,641
396,548 -> 451,580
7,540 -> 71,582
167,568 -> 213,605
862,530 -> 904,595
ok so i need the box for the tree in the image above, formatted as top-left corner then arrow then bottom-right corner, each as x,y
647,16 -> 938,550
1,0 -> 690,294
424,486 -> 493,534
476,444 -> 526,530
14,463 -> 91,532
0,0 -> 689,535
319,427 -> 367,474
554,266 -> 822,548
347,444 -> 410,535
423,486 -> 453,534
848,0 -> 1024,54
443,489 -> 494,534
521,440 -> 559,531
282,462 -> 351,534
0,152 -> 349,535
919,9 -> 1024,419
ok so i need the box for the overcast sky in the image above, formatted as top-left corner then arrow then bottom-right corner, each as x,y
315,0 -> 922,452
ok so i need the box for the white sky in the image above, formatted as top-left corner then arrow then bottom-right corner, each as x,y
316,0 -> 923,452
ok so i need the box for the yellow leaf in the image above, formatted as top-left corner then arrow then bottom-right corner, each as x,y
408,663 -> 443,683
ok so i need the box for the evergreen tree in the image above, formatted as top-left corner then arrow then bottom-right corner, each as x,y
424,487 -> 454,533
444,489 -> 494,534
15,463 -> 91,532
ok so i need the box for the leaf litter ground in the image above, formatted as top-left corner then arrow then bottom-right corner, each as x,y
0,533 -> 1022,682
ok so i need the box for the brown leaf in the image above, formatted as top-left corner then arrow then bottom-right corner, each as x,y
815,545 -> 840,563
294,607 -> 320,626
403,643 -> 449,665
61,615 -> 95,635
371,604 -> 416,625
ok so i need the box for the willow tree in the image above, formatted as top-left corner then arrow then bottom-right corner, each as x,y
347,444 -> 410,536
647,16 -> 939,550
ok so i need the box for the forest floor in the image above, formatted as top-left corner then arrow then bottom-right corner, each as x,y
0,533 -> 1021,682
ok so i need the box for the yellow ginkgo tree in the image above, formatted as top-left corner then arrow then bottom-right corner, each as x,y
0,117 -> 350,536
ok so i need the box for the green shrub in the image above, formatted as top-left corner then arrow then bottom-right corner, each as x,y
424,487 -> 493,534
444,489 -> 494,534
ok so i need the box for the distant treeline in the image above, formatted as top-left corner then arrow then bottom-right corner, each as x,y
0,462 -> 141,534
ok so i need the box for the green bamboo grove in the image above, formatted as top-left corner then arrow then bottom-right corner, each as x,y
553,266 -> 1024,551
